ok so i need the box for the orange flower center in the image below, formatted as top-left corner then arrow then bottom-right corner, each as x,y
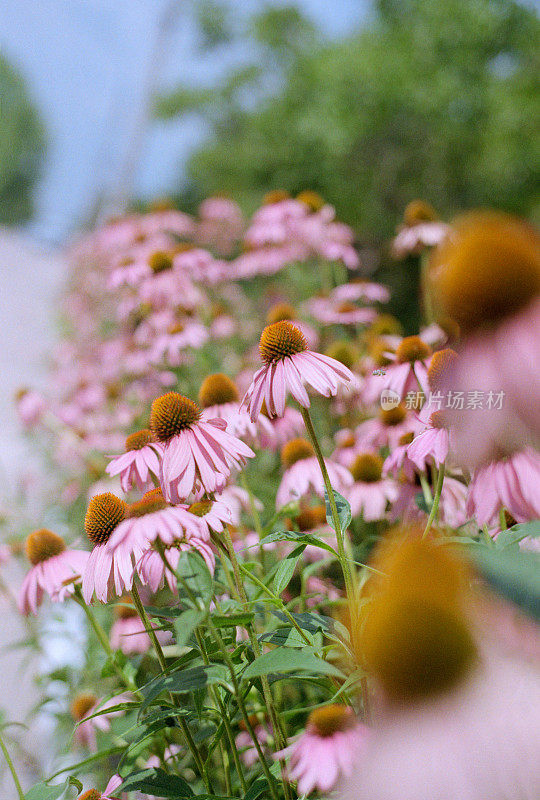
85,494 -> 126,545
379,403 -> 407,426
308,705 -> 356,737
125,429 -> 154,451
259,321 -> 308,364
79,789 -> 101,800
71,692 -> 97,721
187,500 -> 213,517
395,336 -> 432,364
198,374 -> 239,408
296,505 -> 327,531
114,595 -> 138,619
148,250 -> 173,273
25,529 -> 66,565
358,532 -> 477,703
429,211 -> 540,332
127,488 -> 168,518
150,393 -> 201,441
263,189 -> 290,204
266,303 -> 296,325
403,199 -> 438,226
350,453 -> 383,483
281,438 -> 315,468
398,431 -> 415,446
427,348 -> 459,391
296,190 -> 325,211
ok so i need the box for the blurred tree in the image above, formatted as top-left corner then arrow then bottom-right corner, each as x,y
0,54 -> 46,225
156,0 -> 540,239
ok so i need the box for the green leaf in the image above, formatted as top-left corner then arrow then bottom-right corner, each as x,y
271,609 -> 334,634
471,546 -> 540,621
243,647 -> 344,680
119,768 -> 195,797
25,783 -> 67,800
142,665 -> 229,707
273,548 -> 304,596
325,489 -> 352,531
211,611 -> 255,628
174,608 -> 206,648
176,551 -> 214,608
496,521 -> 540,550
244,775 -> 279,800
260,530 -> 338,556
260,626 -> 315,647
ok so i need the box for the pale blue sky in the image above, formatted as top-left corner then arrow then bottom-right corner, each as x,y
0,0 -> 369,242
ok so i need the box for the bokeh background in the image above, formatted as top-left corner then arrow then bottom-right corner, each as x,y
0,0 -> 539,794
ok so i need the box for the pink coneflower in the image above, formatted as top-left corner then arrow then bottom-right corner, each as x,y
354,403 -> 415,451
105,429 -> 163,493
307,295 -> 377,327
391,221 -> 450,258
150,319 -> 209,366
429,212 -> 540,464
15,387 -> 46,428
265,302 -> 319,349
276,705 -> 368,796
197,373 -> 269,444
276,438 -> 353,509
78,774 -> 123,799
347,453 -> 398,521
342,534 -> 540,800
136,536 -> 216,594
82,494 -> 136,604
242,321 -> 354,422
333,280 -> 391,304
236,723 -> 271,767
441,300 -> 540,467
150,392 -> 255,502
72,691 -> 132,751
106,490 -> 225,567
383,432 -> 416,480
371,335 -> 432,400
19,530 -> 89,615
466,448 -> 540,526
257,405 -> 304,451
109,596 -> 171,654
407,411 -> 450,470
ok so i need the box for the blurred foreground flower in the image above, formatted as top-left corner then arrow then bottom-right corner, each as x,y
19,529 -> 89,614
429,211 -> 540,465
340,532 -> 540,800
276,705 -> 368,796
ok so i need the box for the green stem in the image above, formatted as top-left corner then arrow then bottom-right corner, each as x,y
205,616 -> 280,800
220,529 -> 291,800
131,582 -> 211,792
240,472 -> 265,569
73,589 -> 137,692
419,473 -> 433,507
195,629 -> 248,793
422,461 -> 445,539
0,730 -> 24,800
300,408 -> 357,613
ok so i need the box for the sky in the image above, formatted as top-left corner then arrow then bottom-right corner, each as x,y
0,0 -> 369,243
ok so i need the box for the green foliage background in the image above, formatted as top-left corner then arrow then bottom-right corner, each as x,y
158,0 -> 540,240
0,53 -> 45,224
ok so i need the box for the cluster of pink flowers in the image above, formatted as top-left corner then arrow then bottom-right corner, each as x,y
9,196 -> 540,800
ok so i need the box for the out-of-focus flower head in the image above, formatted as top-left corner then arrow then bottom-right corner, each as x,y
19,529 -> 89,614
